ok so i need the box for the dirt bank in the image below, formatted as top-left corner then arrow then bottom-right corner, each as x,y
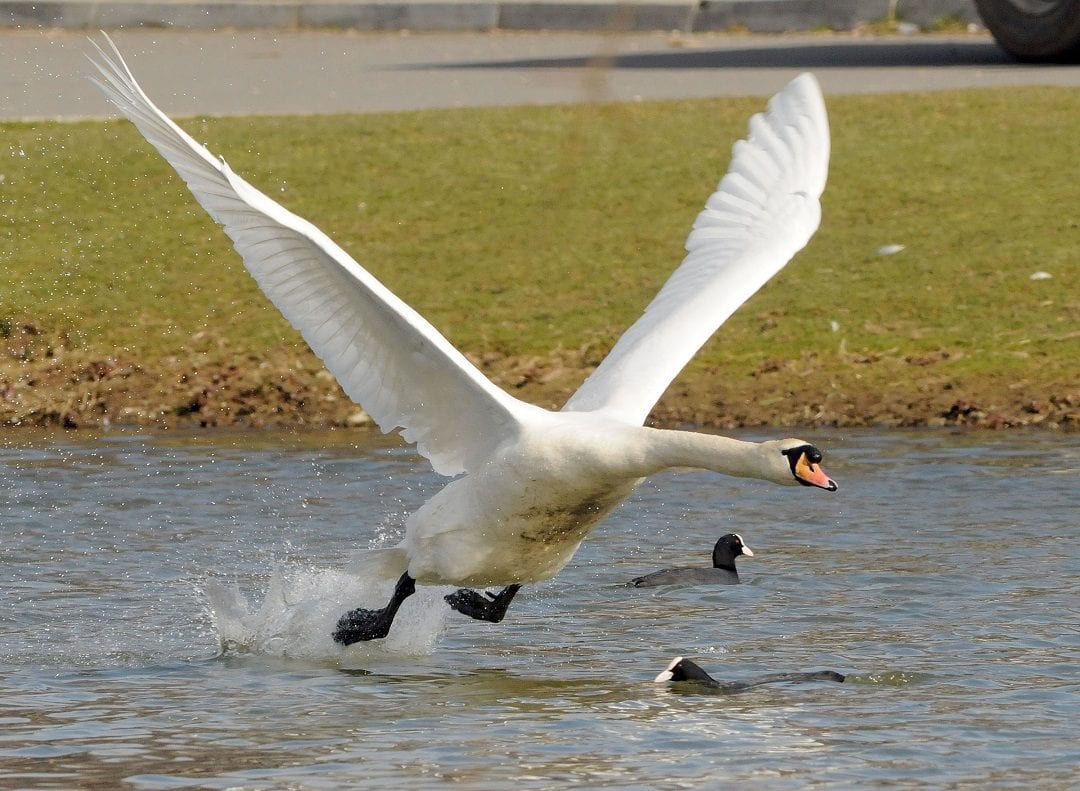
1,320 -> 1076,433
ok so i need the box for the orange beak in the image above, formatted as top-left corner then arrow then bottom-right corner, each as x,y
794,451 -> 838,491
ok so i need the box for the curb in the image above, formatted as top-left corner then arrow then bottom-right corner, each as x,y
0,0 -> 981,33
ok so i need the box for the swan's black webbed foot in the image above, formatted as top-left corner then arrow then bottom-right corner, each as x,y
444,584 -> 521,623
332,572 -> 416,645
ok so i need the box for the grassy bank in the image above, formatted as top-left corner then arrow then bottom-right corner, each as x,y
2,87 -> 1077,430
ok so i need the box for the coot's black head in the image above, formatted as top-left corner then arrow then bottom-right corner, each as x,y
712,532 -> 753,570
654,656 -> 718,686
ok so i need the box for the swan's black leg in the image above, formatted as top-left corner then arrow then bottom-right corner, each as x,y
444,584 -> 521,623
333,572 -> 416,645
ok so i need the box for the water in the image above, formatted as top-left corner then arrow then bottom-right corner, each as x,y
1,428 -> 1077,789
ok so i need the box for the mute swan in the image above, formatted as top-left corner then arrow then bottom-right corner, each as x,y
631,532 -> 753,587
655,657 -> 845,692
88,36 -> 837,645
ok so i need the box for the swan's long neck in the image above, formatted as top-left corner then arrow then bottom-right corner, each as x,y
637,428 -> 780,483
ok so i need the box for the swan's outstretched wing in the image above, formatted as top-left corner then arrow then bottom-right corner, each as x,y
562,74 -> 829,424
87,35 -> 528,477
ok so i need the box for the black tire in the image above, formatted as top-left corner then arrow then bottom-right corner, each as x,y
974,0 -> 1080,61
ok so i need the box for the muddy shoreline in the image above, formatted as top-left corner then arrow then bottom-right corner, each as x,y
2,323 -> 1076,433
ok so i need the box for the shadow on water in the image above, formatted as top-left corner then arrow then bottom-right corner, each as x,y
212,650 -> 871,708
212,635 -> 918,701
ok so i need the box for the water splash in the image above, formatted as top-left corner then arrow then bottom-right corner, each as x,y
201,564 -> 451,660
848,670 -> 927,686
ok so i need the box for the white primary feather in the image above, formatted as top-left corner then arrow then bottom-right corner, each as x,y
562,73 -> 829,423
87,36 -> 530,477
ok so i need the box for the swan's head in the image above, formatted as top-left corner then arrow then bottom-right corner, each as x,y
771,440 -> 838,491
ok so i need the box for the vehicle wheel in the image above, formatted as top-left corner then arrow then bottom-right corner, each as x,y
974,0 -> 1080,61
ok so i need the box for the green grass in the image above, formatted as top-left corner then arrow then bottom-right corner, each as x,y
2,87 -> 1078,415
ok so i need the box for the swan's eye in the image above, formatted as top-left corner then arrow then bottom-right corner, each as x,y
781,444 -> 818,462
782,444 -> 820,475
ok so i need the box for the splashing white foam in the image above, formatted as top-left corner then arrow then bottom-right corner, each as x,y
202,565 -> 451,659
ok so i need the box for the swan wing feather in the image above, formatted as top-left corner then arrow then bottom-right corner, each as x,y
87,35 -> 525,476
562,73 -> 829,423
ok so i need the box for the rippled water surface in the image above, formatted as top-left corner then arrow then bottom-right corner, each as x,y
1,429 -> 1077,789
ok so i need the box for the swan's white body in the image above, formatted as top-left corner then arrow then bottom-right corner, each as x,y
399,417 -> 807,586
88,38 -> 835,592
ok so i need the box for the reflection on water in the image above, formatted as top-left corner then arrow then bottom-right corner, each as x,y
0,429 -> 1077,788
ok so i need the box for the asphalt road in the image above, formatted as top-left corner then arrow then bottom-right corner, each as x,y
4,28 -> 1080,121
